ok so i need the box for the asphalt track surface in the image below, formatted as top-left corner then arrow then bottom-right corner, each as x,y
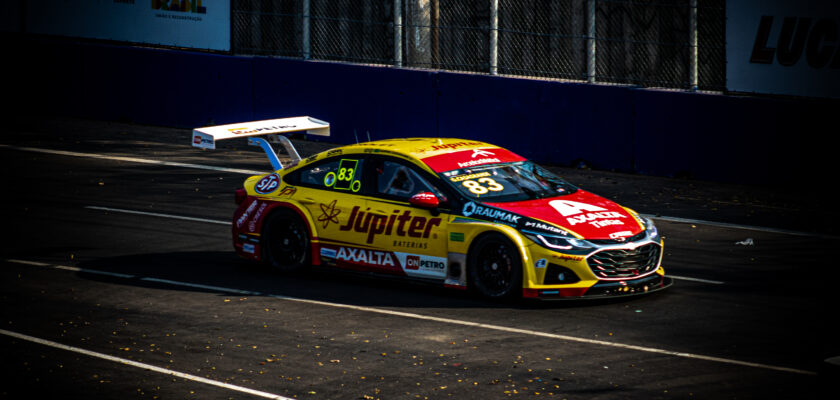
1,117 -> 838,399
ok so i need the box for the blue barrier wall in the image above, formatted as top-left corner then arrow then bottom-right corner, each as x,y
8,36 -> 834,185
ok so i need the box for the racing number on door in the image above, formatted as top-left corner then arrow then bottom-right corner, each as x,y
462,177 -> 503,195
324,159 -> 362,192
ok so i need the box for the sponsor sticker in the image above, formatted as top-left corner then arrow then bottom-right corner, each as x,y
429,141 -> 485,152
610,231 -> 633,239
420,148 -> 526,173
462,202 -> 520,224
340,206 -> 442,244
535,258 -> 548,269
236,200 -> 259,228
405,255 -> 421,270
277,186 -> 297,197
317,200 -> 341,229
242,243 -> 255,254
449,171 -> 492,182
392,240 -> 429,249
549,199 -> 627,228
228,125 -> 297,135
324,159 -> 361,192
522,220 -> 567,235
320,247 -> 337,259
247,203 -> 268,232
336,247 -> 395,267
255,174 -> 281,194
404,255 -> 446,271
551,253 -> 585,262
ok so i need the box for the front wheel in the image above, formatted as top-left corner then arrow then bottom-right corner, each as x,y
262,209 -> 310,273
468,233 -> 522,299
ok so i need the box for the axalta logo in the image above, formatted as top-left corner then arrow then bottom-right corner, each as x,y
336,247 -> 395,267
405,255 -> 445,271
339,206 -> 442,244
751,16 -> 840,69
549,200 -> 627,228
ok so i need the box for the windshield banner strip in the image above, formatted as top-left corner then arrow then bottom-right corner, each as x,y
421,148 -> 526,173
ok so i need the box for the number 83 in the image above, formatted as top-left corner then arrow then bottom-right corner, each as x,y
461,177 -> 504,195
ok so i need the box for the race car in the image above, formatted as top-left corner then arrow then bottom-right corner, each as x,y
192,117 -> 671,299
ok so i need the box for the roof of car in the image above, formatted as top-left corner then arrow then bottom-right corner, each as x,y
342,138 -> 498,158
332,138 -> 527,173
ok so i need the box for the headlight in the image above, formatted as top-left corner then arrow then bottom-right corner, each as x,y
644,217 -> 659,240
525,233 -> 594,255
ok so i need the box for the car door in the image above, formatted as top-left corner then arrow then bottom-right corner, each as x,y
290,155 -> 369,243
363,156 -> 452,280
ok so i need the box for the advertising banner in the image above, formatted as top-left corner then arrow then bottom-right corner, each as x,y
726,0 -> 839,99
25,0 -> 230,51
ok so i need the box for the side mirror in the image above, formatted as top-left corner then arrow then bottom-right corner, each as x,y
409,191 -> 440,209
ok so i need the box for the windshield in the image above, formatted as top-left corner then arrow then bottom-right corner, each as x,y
441,161 -> 578,202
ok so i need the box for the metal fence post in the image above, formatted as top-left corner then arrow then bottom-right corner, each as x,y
490,0 -> 499,75
586,0 -> 596,83
302,0 -> 311,60
689,0 -> 698,91
394,0 -> 403,67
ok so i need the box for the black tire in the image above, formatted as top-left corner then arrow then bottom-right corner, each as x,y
261,209 -> 310,273
468,233 -> 522,299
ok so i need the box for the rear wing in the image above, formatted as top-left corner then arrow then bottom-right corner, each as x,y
192,117 -> 330,171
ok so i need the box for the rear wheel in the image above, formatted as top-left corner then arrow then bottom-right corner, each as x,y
262,209 -> 310,272
468,233 -> 522,299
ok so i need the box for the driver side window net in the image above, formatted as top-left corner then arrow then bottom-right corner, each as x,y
375,160 -> 444,201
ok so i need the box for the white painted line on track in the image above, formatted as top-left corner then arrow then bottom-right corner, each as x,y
0,144 -> 266,175
0,328 -> 295,400
6,258 -> 816,376
85,206 -> 230,225
2,143 -> 833,239
668,275 -> 725,285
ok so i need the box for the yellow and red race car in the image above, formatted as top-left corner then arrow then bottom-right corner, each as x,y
192,117 -> 671,299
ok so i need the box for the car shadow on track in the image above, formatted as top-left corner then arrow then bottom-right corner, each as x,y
75,251 -> 669,310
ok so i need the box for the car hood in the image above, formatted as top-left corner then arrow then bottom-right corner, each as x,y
484,190 -> 644,240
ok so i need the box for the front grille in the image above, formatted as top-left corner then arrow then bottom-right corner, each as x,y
587,243 -> 660,279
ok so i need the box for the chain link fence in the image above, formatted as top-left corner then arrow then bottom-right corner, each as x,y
233,0 -> 725,91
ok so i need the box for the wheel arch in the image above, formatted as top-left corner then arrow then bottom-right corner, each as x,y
256,200 -> 320,265
462,224 -> 534,292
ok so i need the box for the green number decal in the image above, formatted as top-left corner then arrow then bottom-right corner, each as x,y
333,159 -> 360,191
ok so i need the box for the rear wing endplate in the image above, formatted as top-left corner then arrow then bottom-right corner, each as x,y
192,117 -> 330,171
